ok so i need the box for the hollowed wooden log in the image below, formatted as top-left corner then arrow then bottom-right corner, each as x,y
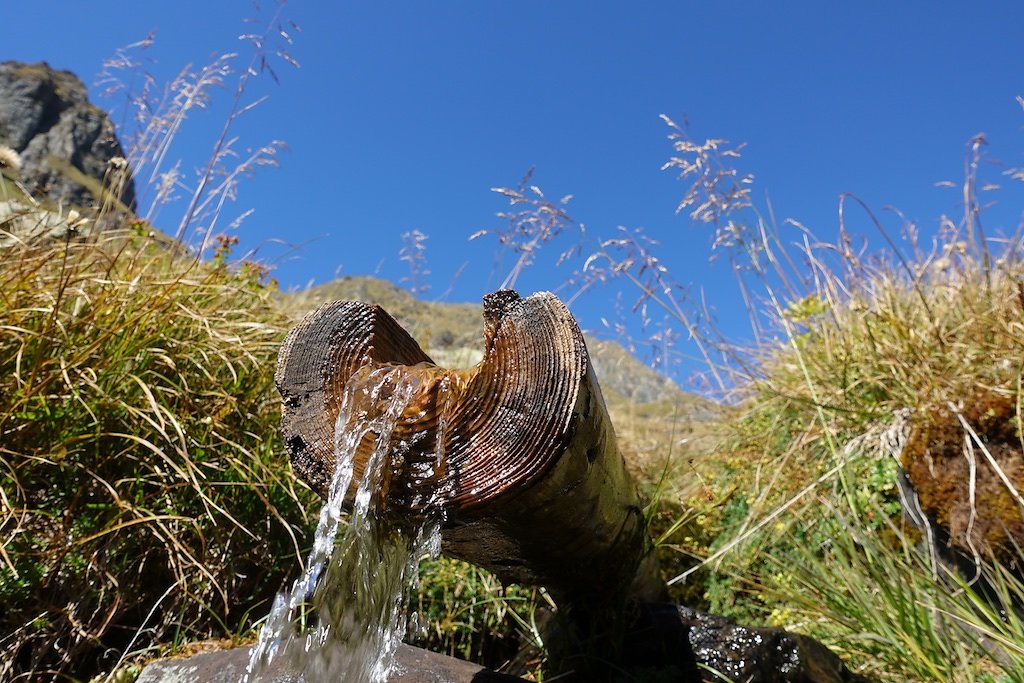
275,289 -> 664,606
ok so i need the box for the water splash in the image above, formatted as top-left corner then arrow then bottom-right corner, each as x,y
243,365 -> 447,683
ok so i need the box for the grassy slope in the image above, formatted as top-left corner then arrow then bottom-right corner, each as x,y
0,220 -> 312,680
687,238 -> 1024,682
6,205 -> 1024,683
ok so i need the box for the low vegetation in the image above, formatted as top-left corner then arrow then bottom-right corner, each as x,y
689,226 -> 1024,681
0,215 -> 552,681
0,221 -> 310,679
636,128 -> 1024,681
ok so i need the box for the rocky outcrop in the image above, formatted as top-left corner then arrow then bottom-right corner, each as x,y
0,61 -> 135,209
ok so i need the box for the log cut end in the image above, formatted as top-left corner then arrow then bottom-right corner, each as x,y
276,290 -> 666,605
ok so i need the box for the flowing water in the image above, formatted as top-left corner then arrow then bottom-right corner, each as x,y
242,365 -> 448,683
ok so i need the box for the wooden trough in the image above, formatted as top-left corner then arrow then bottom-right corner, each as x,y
260,288 -> 872,682
275,289 -> 665,609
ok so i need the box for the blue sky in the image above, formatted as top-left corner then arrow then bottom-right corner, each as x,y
7,2 -> 1024,390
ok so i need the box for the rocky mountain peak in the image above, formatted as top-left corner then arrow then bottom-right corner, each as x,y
0,61 -> 135,209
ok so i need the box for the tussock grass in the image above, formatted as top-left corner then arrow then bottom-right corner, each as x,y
0,223 -> 313,680
745,239 -> 1024,435
709,239 -> 1024,680
0,222 -> 557,680
650,134 -> 1024,680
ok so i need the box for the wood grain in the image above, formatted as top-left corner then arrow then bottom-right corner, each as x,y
276,290 -> 665,604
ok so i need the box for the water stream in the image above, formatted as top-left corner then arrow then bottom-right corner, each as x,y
242,365 -> 447,683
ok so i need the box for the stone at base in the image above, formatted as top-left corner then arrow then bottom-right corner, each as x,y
135,643 -> 523,683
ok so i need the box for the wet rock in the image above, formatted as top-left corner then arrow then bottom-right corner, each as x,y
549,603 -> 872,682
677,606 -> 872,683
0,61 -> 135,209
135,642 -> 525,682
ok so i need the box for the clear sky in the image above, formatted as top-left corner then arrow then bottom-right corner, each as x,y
7,2 -> 1024,390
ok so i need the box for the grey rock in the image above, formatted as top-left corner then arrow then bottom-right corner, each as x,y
0,61 -> 135,209
0,199 -> 78,243
135,642 -> 523,682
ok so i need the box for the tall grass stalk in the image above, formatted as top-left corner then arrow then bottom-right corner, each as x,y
576,113 -> 1024,681
471,167 -> 582,291
95,1 -> 298,256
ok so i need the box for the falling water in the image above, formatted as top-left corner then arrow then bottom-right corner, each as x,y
242,364 -> 447,683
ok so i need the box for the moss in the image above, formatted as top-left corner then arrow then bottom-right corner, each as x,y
903,389 -> 1024,564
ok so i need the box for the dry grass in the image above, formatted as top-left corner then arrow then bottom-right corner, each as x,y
595,117 -> 1024,681
704,235 -> 1024,680
0,221 -> 313,681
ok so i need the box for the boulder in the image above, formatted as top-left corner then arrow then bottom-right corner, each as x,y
0,61 -> 135,209
677,606 -> 872,683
